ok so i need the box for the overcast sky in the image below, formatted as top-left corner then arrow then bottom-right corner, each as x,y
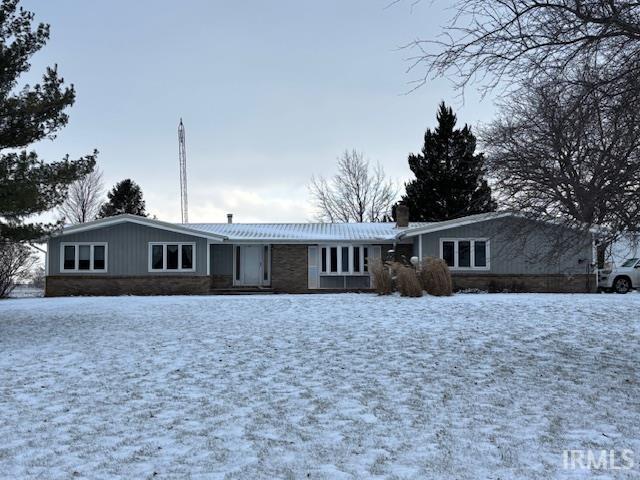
22,0 -> 496,223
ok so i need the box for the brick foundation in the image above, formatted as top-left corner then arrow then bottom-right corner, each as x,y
45,275 -> 211,297
452,273 -> 596,293
211,274 -> 233,289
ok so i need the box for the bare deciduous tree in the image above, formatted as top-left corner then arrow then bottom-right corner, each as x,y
0,242 -> 36,298
482,77 -> 640,240
59,168 -> 104,224
310,150 -> 398,222
402,0 -> 640,97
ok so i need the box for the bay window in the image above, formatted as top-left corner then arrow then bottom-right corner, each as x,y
148,242 -> 196,272
439,238 -> 490,270
60,243 -> 108,272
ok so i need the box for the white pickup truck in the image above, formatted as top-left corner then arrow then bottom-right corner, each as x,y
598,258 -> 640,294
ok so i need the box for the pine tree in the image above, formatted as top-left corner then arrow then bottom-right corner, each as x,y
98,179 -> 147,218
399,102 -> 496,221
0,0 -> 97,241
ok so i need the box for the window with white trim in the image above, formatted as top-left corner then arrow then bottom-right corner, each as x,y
319,245 -> 376,275
440,238 -> 490,270
148,242 -> 196,272
60,243 -> 108,272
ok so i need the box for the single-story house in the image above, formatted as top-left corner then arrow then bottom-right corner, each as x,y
44,207 -> 597,296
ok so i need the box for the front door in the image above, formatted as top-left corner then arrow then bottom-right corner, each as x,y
240,245 -> 263,286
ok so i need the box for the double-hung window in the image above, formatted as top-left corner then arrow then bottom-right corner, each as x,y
60,243 -> 108,272
319,245 -> 377,275
149,243 -> 196,272
440,238 -> 490,270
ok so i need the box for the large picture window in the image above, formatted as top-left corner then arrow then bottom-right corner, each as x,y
60,243 -> 108,272
148,243 -> 196,272
439,238 -> 490,270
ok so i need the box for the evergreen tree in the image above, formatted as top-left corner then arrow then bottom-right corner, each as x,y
0,0 -> 96,241
399,102 -> 496,221
98,179 -> 147,218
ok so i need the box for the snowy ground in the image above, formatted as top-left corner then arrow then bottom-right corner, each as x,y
1,293 -> 639,479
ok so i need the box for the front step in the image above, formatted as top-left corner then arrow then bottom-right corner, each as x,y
209,287 -> 275,295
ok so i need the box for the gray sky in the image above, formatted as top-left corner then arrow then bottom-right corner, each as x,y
23,0 -> 496,223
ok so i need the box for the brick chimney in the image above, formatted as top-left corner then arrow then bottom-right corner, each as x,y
227,213 -> 233,224
396,205 -> 409,228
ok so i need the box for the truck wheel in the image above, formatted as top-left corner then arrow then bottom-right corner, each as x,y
613,276 -> 631,294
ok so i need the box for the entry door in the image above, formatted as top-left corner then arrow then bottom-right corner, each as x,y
241,245 -> 263,286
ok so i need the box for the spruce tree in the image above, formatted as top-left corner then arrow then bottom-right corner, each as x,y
98,179 -> 147,218
0,0 -> 97,241
400,102 -> 496,221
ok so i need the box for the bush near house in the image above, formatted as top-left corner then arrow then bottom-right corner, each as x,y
419,257 -> 453,297
393,263 -> 423,297
370,259 -> 393,295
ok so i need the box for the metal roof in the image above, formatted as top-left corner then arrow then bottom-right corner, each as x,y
185,222 -> 433,242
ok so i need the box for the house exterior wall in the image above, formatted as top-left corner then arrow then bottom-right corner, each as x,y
47,222 -> 209,276
210,244 -> 233,288
271,244 -> 308,293
413,217 -> 595,292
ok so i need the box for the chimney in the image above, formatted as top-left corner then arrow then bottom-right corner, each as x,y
227,213 -> 233,224
396,205 -> 409,228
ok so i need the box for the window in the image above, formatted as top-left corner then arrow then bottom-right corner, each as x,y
341,247 -> 349,274
93,245 -> 105,270
458,241 -> 471,267
166,245 -> 179,270
263,245 -> 269,281
442,241 -> 455,267
181,244 -> 193,270
148,243 -> 196,272
330,247 -> 338,273
63,245 -> 75,270
60,243 -> 108,272
318,245 -> 380,275
474,241 -> 487,267
440,239 -> 490,270
235,246 -> 241,280
353,246 -> 360,272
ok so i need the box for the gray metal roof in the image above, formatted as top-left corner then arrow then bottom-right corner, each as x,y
185,222 -> 433,242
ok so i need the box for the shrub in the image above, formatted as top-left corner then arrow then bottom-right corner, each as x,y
419,257 -> 453,296
394,263 -> 423,297
369,259 -> 393,295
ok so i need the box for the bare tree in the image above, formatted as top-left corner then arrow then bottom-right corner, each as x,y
59,167 -> 104,224
402,0 -> 640,97
0,242 -> 36,298
482,76 -> 640,240
310,150 -> 398,222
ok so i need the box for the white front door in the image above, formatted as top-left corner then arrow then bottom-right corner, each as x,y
240,245 -> 263,286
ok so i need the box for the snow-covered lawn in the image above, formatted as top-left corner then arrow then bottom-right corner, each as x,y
1,293 -> 638,479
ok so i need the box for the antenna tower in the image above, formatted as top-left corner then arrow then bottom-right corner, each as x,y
178,118 -> 188,223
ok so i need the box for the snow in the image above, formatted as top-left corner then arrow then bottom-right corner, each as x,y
1,293 -> 638,479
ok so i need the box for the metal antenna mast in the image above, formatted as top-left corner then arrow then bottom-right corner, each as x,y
178,118 -> 189,223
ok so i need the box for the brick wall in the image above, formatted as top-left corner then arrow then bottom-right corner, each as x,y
452,273 -> 596,293
271,244 -> 308,293
45,276 -> 211,297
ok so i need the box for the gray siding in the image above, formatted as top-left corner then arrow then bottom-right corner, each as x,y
416,217 -> 593,275
210,244 -> 233,276
48,222 -> 209,276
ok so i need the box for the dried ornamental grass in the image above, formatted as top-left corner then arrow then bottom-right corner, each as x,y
369,259 -> 393,295
394,264 -> 423,297
419,257 -> 453,296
